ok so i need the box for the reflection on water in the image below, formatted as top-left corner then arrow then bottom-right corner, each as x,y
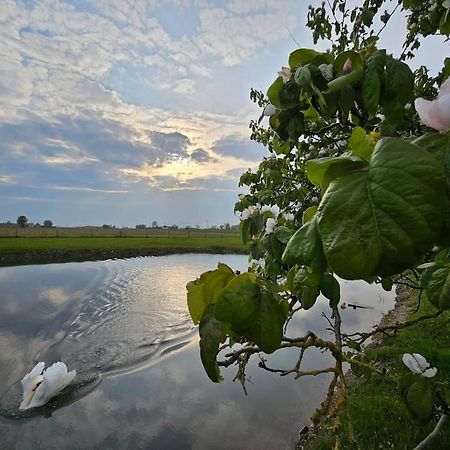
0,254 -> 395,449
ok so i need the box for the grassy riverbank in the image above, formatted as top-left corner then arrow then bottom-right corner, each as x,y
0,236 -> 246,266
307,289 -> 450,450
0,236 -> 245,253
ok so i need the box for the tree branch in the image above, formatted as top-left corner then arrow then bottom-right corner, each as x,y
412,415 -> 448,450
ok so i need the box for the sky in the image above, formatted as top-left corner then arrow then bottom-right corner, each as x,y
0,0 -> 447,227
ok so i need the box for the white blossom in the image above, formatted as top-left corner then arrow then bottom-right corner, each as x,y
240,204 -> 260,220
415,78 -> 450,133
318,149 -> 327,156
444,0 -> 450,9
278,66 -> 291,83
309,144 -> 315,151
265,217 -> 277,234
282,212 -> 295,222
402,353 -> 437,378
311,196 -> 319,203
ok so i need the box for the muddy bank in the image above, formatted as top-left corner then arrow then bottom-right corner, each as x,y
0,247 -> 246,267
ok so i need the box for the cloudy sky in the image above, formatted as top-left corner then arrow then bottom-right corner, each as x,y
0,0 -> 446,227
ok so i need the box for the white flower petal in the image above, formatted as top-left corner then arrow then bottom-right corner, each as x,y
412,353 -> 430,370
415,98 -> 449,132
422,367 -> 437,378
438,78 -> 450,97
402,353 -> 422,374
436,94 -> 450,132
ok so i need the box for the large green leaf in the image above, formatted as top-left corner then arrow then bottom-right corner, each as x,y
382,56 -> 414,125
199,304 -> 227,382
187,263 -> 235,324
282,216 -> 326,271
274,226 -> 292,244
214,272 -> 260,326
239,289 -> 288,353
215,274 -> 287,353
406,380 -> 434,423
348,126 -> 378,162
317,138 -> 447,279
424,264 -> 450,310
289,48 -> 331,68
333,50 -> 364,74
306,156 -> 367,190
267,76 -> 284,109
362,50 -> 386,116
414,133 -> 450,191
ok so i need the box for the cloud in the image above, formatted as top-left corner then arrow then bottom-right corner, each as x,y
212,138 -> 264,161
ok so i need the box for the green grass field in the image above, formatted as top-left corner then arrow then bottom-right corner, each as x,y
0,236 -> 245,254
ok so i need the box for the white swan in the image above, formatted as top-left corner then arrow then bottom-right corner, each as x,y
19,361 -> 76,410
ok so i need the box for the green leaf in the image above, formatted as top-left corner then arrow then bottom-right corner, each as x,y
382,57 -> 414,125
264,255 -> 281,281
302,206 -> 317,224
306,156 -> 367,189
348,127 -> 378,162
271,108 -> 305,142
413,133 -> 450,192
240,289 -> 288,353
424,264 -> 450,310
321,274 -> 340,307
413,133 -> 450,246
279,81 -> 301,109
327,69 -> 363,93
317,138 -> 447,279
399,372 -> 419,403
406,380 -> 434,423
294,266 -> 323,288
333,51 -> 364,74
199,304 -> 226,382
187,263 -> 235,324
282,216 -> 326,271
440,8 -> 450,35
289,49 -> 331,68
294,66 -> 312,88
287,265 -> 297,291
338,85 -> 355,120
214,272 -> 260,326
362,50 -> 386,116
267,76 -> 284,109
300,286 -> 321,310
381,277 -> 393,292
274,225 -> 293,244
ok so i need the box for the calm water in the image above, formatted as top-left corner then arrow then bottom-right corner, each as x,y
0,254 -> 395,449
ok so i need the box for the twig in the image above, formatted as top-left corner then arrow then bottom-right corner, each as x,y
412,415 -> 448,450
344,310 -> 443,345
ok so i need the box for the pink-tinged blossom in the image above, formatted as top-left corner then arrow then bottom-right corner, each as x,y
415,78 -> 450,133
402,353 -> 437,378
342,58 -> 353,74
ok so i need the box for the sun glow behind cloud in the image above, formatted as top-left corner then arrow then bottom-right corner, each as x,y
2,0 -> 442,225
